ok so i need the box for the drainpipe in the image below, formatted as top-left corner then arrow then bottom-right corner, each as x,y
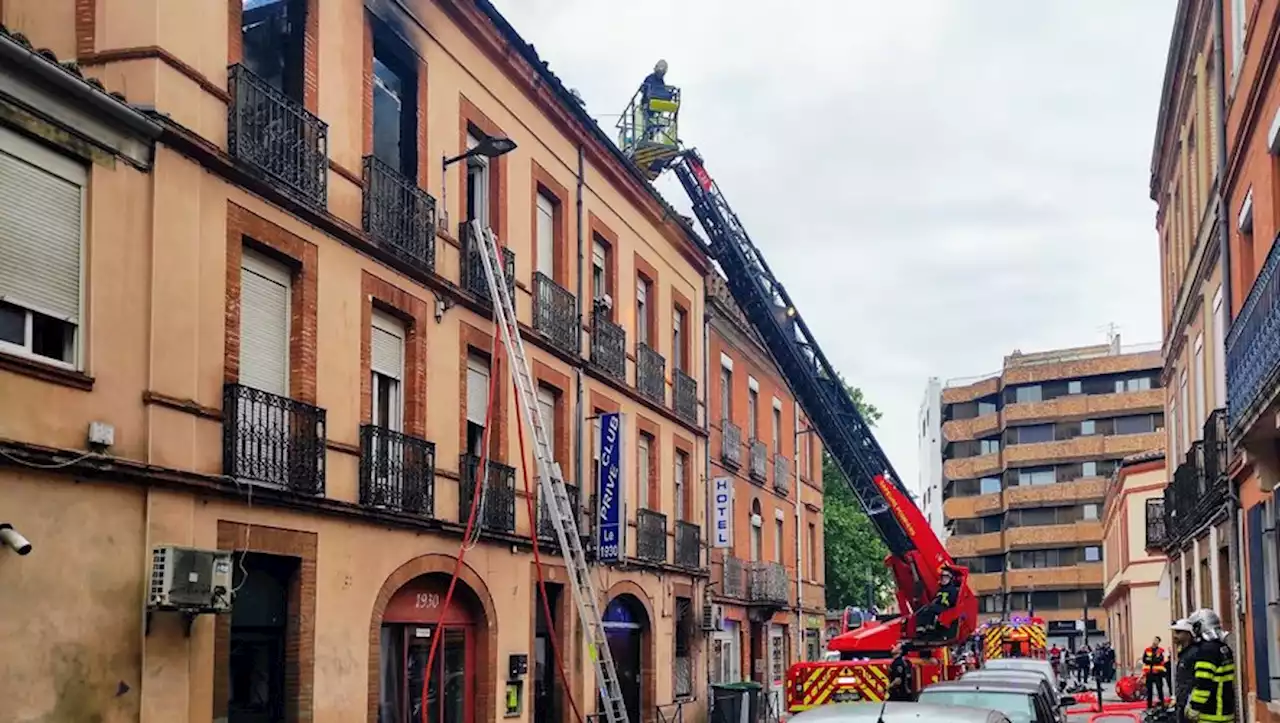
703,299 -> 714,693
574,144 -> 585,495
1212,0 -> 1246,706
794,401 -> 804,663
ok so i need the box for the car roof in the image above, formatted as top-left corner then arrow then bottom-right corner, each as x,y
923,679 -> 1043,694
986,659 -> 1053,669
962,671 -> 1047,682
790,702 -> 1010,723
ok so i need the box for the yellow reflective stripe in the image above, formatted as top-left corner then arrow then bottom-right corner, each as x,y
1190,691 -> 1210,703
1194,661 -> 1217,671
1195,671 -> 1216,679
1199,716 -> 1234,722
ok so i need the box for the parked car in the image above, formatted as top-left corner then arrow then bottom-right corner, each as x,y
959,671 -> 1074,723
790,702 -> 1012,723
983,658 -> 1062,691
916,679 -> 1062,723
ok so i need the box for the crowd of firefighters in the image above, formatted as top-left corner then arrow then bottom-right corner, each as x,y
1049,641 -> 1118,685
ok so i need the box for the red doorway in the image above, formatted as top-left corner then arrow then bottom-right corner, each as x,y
380,575 -> 479,723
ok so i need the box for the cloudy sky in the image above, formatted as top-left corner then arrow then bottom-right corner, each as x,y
490,0 -> 1176,496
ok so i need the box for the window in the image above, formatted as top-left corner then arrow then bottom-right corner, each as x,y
537,385 -> 557,466
535,192 -> 556,278
978,438 -> 1000,455
772,405 -> 782,454
241,0 -> 307,101
591,238 -> 609,302
1012,424 -> 1054,444
1170,397 -> 1181,457
636,276 -> 651,345
1180,371 -> 1190,450
807,523 -> 817,579
799,423 -> 811,479
465,132 -> 490,224
674,597 -> 693,697
240,250 -> 292,395
1232,0 -> 1245,77
720,366 -> 733,423
977,400 -> 998,415
371,311 -> 405,431
711,621 -> 741,684
0,126 -> 85,369
1015,385 -> 1042,403
1258,500 -> 1280,699
979,477 -> 1001,495
228,552 -> 298,721
1194,334 -> 1206,425
1084,546 -> 1101,563
1116,376 -> 1154,393
465,352 -> 490,455
1016,467 -> 1055,486
672,307 -> 686,371
1114,415 -> 1158,435
1083,504 -> 1099,521
750,499 -> 763,562
748,384 -> 759,439
675,450 -> 688,521
1068,381 -> 1082,395
1081,420 -> 1097,436
371,31 -> 417,177
1213,287 -> 1227,407
637,433 -> 653,510
774,516 -> 784,563
1082,461 -> 1098,477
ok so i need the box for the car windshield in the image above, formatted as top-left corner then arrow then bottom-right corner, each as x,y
919,691 -> 1035,723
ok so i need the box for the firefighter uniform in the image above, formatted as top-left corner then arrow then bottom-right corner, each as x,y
1188,638 -> 1236,722
888,652 -> 914,701
1143,644 -> 1168,708
1174,641 -> 1200,723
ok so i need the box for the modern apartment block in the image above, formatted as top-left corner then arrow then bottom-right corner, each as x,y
705,273 -> 827,714
936,341 -> 1164,647
0,2 -> 713,722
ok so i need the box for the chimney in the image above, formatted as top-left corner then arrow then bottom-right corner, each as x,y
1110,332 -> 1121,355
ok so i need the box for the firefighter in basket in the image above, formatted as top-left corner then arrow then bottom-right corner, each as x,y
915,564 -> 960,639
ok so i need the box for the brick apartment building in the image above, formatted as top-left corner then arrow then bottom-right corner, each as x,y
928,341 -> 1165,648
704,273 -> 827,714
0,2 -> 717,722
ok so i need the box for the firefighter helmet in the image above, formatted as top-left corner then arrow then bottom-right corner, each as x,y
1188,608 -> 1225,641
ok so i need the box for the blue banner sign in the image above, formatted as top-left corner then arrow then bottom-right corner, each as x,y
596,412 -> 624,562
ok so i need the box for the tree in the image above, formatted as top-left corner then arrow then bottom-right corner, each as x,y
821,377 -> 895,611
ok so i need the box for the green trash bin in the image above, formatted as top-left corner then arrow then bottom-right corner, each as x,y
711,681 -> 763,723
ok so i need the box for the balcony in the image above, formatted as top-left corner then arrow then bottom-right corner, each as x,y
533,272 -> 578,356
946,531 -> 1004,558
1005,478 -> 1106,509
459,455 -> 516,535
722,556 -> 746,598
1203,408 -> 1228,485
358,425 -> 435,515
589,309 -> 626,384
1164,440 -> 1227,547
720,420 -> 743,468
636,508 -> 668,563
944,453 -> 1002,481
361,155 -> 436,272
460,223 -> 515,304
1227,232 -> 1280,434
748,439 -> 768,483
675,520 -> 701,569
673,369 -> 698,425
1005,520 -> 1102,549
222,383 -> 326,494
774,454 -> 791,495
1006,563 -> 1104,589
227,64 -> 328,208
636,342 -> 666,405
943,491 -> 1003,520
1145,498 -> 1168,552
538,483 -> 580,543
748,561 -> 789,606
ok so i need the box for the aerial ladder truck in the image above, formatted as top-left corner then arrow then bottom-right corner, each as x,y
616,63 -> 978,714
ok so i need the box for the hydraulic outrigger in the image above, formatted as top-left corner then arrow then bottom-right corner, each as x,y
616,62 -> 978,711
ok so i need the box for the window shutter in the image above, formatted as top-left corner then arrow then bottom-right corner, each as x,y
0,129 -> 84,323
1249,504 -> 1271,700
371,311 -> 404,379
239,252 -> 291,396
536,193 -> 555,277
537,386 -> 556,454
466,353 -> 490,425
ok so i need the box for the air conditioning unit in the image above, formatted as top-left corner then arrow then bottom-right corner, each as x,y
149,546 -> 234,614
701,601 -> 725,632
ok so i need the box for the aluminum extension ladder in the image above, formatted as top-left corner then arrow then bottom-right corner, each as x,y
469,220 -> 631,723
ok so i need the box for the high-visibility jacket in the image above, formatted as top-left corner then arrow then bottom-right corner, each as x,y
1143,646 -> 1168,674
1189,639 -> 1237,723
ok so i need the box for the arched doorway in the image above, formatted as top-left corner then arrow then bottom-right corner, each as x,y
378,573 -> 483,723
603,594 -> 650,723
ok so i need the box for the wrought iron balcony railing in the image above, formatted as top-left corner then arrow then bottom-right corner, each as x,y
459,454 -> 516,535
362,155 -> 436,272
1164,440 -> 1227,547
636,508 -> 668,563
590,309 -> 626,383
1145,497 -> 1167,551
748,439 -> 768,482
227,64 -> 328,208
533,272 -> 578,356
636,343 -> 666,405
721,419 -> 742,468
774,454 -> 791,495
222,383 -> 326,494
1203,408 -> 1228,485
460,222 -> 515,304
1227,232 -> 1280,432
359,425 -> 435,515
538,482 -> 580,543
722,556 -> 746,599
675,520 -> 701,569
673,368 -> 697,425
748,561 -> 789,606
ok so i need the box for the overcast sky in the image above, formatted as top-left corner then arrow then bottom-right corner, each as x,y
490,0 -> 1176,497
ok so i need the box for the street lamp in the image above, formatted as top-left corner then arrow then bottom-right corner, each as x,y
439,130 -> 518,232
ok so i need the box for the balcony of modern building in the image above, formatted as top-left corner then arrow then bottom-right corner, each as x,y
942,396 -> 1001,443
1002,428 -> 1164,467
967,571 -> 1005,595
1005,518 -> 1103,550
941,376 -> 1000,405
1001,349 -> 1163,387
1003,388 -> 1164,426
1006,562 -> 1104,590
946,530 -> 1005,558
1004,473 -> 1108,510
943,491 -> 1003,521
943,450 -> 1003,482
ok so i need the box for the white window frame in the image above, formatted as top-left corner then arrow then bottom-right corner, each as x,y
772,400 -> 782,454
370,310 -> 405,432
672,306 -> 684,371
720,366 -> 733,423
1213,286 -> 1227,407
1180,370 -> 1191,449
535,191 -> 555,278
637,433 -> 651,511
537,385 -> 557,466
774,516 -> 784,562
1231,0 -> 1246,79
591,239 -> 607,301
0,126 -> 87,371
636,277 -> 650,345
465,132 -> 490,224
1193,333 -> 1205,428
674,450 -> 687,521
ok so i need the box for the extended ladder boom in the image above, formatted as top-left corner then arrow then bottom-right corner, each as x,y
472,221 -> 631,723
